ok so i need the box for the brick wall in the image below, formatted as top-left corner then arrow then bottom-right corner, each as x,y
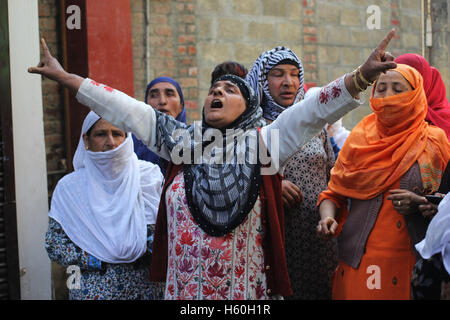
136,0 -> 429,129
133,0 -> 200,121
38,0 -> 67,196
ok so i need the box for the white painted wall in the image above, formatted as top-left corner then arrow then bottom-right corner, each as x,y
8,0 -> 51,299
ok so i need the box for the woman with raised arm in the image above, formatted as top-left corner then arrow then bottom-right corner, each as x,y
30,30 -> 397,300
317,64 -> 450,300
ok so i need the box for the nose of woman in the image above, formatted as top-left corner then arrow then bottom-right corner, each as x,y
281,73 -> 295,87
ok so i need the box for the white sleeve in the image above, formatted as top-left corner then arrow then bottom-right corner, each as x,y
260,76 -> 362,173
75,78 -> 171,160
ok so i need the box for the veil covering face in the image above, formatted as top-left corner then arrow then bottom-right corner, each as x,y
326,64 -> 450,200
49,111 -> 163,263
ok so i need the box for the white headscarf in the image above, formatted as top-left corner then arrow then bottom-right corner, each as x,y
415,192 -> 450,274
49,112 -> 163,263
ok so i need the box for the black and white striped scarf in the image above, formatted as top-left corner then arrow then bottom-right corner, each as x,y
246,46 -> 305,121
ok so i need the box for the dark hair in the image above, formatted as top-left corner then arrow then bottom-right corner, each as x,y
210,61 -> 248,86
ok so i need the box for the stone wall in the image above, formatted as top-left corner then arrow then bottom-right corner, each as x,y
430,0 -> 450,101
135,0 -> 430,127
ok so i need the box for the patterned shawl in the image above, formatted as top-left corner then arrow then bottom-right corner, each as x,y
154,74 -> 266,236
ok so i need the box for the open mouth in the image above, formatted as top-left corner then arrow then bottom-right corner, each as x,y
280,92 -> 295,98
211,99 -> 223,109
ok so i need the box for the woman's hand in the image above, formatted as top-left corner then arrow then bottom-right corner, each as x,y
317,216 -> 338,238
387,189 -> 429,216
419,192 -> 445,218
282,179 -> 303,208
28,38 -> 83,93
317,199 -> 339,238
359,28 -> 398,83
345,28 -> 397,98
418,202 -> 439,218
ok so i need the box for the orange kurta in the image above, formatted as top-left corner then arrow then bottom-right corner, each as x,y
323,181 -> 416,300
318,65 -> 450,300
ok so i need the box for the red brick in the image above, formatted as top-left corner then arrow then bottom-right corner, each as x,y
178,45 -> 187,55
179,15 -> 195,24
152,2 -> 171,14
175,3 -> 185,11
303,26 -> 316,35
185,100 -> 199,110
179,77 -> 198,88
188,45 -> 196,55
186,4 -> 195,12
154,25 -> 173,37
39,4 -> 51,17
304,35 -> 317,43
156,47 -> 174,58
180,58 -> 195,66
188,67 -> 198,77
178,35 -> 196,44
187,25 -> 196,34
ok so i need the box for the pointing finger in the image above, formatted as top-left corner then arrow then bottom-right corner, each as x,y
41,38 -> 52,58
376,28 -> 396,53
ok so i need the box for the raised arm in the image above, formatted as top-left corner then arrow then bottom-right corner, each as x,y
28,38 -> 83,93
261,29 -> 397,171
28,39 -> 172,160
343,29 -> 397,97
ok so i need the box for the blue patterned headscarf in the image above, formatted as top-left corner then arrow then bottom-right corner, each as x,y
133,77 -> 187,175
245,46 -> 305,121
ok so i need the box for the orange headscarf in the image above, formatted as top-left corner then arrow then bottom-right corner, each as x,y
327,64 -> 450,200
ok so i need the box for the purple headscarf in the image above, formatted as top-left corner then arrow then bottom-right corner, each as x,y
133,77 -> 187,175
